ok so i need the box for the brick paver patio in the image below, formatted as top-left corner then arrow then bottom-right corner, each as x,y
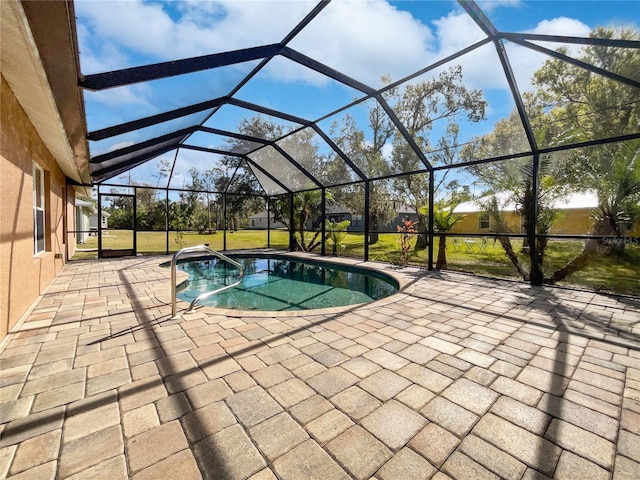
1,253 -> 639,479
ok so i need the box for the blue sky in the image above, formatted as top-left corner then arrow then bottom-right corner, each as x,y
75,0 -> 639,191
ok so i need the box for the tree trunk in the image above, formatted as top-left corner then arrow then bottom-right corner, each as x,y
298,211 -> 308,251
529,236 -> 548,286
548,217 -> 613,284
414,213 -> 428,251
547,215 -> 624,284
436,234 -> 447,269
497,236 -> 530,281
548,243 -> 599,283
368,213 -> 379,245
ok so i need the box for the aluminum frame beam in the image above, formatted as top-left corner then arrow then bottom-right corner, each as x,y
80,44 -> 283,90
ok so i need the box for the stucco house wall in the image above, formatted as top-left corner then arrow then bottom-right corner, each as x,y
0,0 -> 91,342
0,76 -> 69,338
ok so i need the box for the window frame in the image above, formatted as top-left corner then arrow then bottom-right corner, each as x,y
479,212 -> 490,230
33,162 -> 46,256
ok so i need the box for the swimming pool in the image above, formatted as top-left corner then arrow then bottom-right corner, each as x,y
175,255 -> 398,311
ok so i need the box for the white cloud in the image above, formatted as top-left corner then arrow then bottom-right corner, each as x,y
381,142 -> 393,161
107,141 -> 135,152
508,16 -> 592,92
75,0 -> 599,154
287,0 -> 436,86
75,0 -> 316,71
428,13 -> 592,93
433,11 -> 488,57
527,16 -> 591,56
429,12 -> 507,90
76,0 -> 438,88
476,0 -> 522,12
85,84 -> 152,108
529,16 -> 591,37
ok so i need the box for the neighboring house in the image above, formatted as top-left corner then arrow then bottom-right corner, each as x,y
90,210 -> 110,232
74,199 -> 109,240
315,204 -> 352,229
248,211 -> 284,229
75,199 -> 95,244
249,201 -> 418,233
321,201 -> 419,232
346,200 -> 418,233
1,1 -> 91,340
451,191 -> 640,235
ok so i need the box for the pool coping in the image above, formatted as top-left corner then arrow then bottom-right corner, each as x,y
154,250 -> 420,318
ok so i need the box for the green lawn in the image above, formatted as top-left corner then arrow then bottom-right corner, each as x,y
71,229 -> 639,296
73,230 -> 291,257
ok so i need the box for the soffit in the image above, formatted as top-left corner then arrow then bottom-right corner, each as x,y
0,0 -> 90,184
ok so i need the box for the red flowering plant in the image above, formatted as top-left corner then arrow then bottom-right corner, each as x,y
397,218 -> 418,265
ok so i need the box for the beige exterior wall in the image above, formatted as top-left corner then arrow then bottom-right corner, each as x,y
550,208 -> 593,235
451,207 -> 640,236
0,75 -> 71,338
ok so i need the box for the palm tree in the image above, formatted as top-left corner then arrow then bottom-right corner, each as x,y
551,140 -> 640,283
272,189 -> 334,252
325,219 -> 351,255
420,202 -> 465,269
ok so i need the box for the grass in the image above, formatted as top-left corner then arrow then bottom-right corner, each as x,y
71,229 -> 639,296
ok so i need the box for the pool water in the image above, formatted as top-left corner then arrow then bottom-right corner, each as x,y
176,256 -> 398,311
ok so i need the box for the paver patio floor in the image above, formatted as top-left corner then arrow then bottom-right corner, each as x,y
1,253 -> 639,479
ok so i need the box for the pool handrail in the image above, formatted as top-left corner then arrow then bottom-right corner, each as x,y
170,245 -> 244,319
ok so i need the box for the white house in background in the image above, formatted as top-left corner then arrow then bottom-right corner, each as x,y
249,211 -> 284,229
74,200 -> 110,242
90,210 -> 110,232
74,199 -> 95,244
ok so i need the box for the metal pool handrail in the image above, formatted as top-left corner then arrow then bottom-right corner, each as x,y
170,245 -> 244,319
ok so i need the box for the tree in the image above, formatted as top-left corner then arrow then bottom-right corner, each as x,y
531,28 -> 640,147
325,219 -> 351,255
390,66 -> 487,250
103,190 -> 133,229
271,189 -> 334,252
462,27 -> 640,284
420,201 -> 465,269
135,186 -> 166,231
532,28 -> 640,282
465,153 -> 566,283
211,116 -> 275,230
550,140 -> 640,282
330,112 -> 395,244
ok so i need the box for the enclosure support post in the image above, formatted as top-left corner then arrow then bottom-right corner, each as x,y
364,181 -> 370,262
321,188 -> 326,256
133,188 -> 137,255
428,172 -> 434,271
165,189 -> 169,254
529,153 -> 543,286
223,193 -> 227,251
97,187 -> 103,258
289,192 -> 295,251
266,197 -> 271,248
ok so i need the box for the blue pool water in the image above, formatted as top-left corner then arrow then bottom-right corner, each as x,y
176,255 -> 398,311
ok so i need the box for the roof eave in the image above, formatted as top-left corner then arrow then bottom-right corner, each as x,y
1,0 -> 91,185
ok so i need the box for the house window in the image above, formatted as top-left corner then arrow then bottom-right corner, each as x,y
479,213 -> 490,230
33,163 -> 45,255
251,219 -> 255,227
352,214 -> 363,227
